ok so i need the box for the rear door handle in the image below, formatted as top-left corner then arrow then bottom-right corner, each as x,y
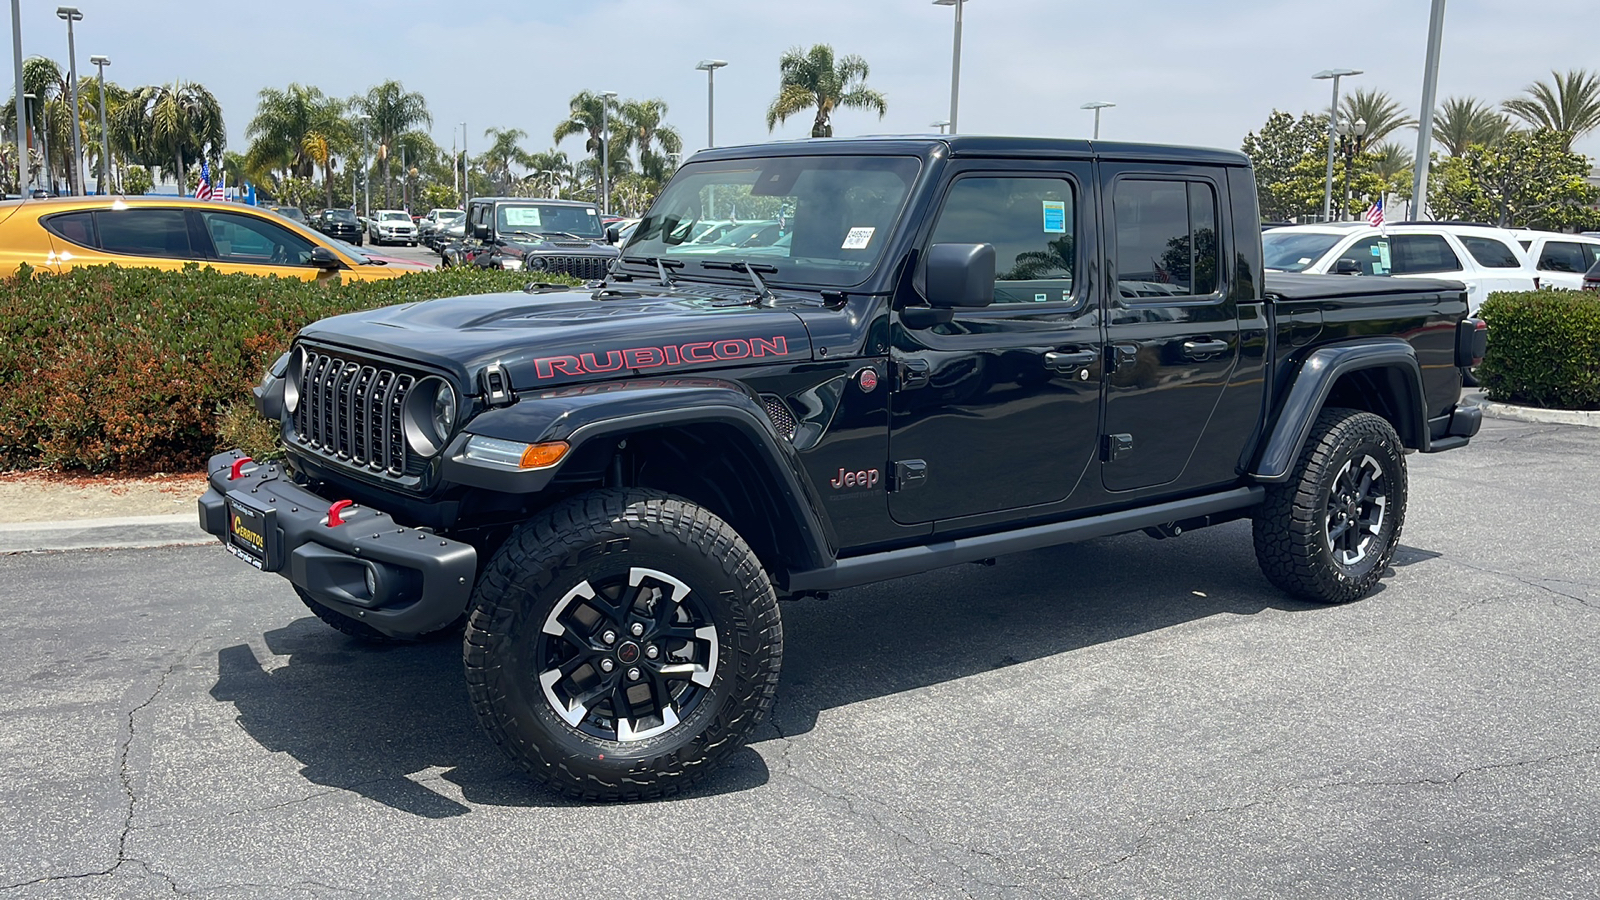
1181,340 -> 1229,359
1044,349 -> 1097,371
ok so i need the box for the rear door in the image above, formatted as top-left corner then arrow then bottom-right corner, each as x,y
1534,239 -> 1597,290
1099,165 -> 1241,492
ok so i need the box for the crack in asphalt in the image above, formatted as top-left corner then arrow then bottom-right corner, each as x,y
1322,747 -> 1599,791
1439,557 -> 1598,610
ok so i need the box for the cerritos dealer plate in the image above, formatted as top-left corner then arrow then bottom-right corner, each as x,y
225,495 -> 270,569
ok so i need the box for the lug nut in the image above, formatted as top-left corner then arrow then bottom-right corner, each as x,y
600,659 -> 615,672
602,630 -> 617,645
627,667 -> 642,681
645,646 -> 659,659
630,623 -> 644,637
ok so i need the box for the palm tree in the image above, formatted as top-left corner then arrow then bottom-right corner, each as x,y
1338,89 -> 1417,156
765,44 -> 887,138
523,149 -> 571,198
114,80 -> 225,192
79,73 -> 130,192
1432,96 -> 1512,156
354,81 -> 431,208
246,84 -> 346,205
16,57 -> 71,190
554,90 -> 626,202
480,127 -> 533,194
618,98 -> 683,182
1502,69 -> 1600,149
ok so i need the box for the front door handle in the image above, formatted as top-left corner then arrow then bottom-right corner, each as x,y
1181,339 -> 1229,359
1044,349 -> 1097,372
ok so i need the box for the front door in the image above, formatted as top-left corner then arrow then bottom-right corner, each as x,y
888,161 -> 1103,524
1100,168 -> 1241,492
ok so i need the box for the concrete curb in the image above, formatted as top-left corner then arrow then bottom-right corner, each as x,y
0,513 -> 213,555
1468,396 -> 1600,428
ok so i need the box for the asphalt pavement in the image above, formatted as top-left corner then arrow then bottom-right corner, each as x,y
1,417 -> 1597,899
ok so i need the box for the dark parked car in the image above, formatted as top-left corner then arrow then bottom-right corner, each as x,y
263,205 -> 308,227
312,208 -> 363,246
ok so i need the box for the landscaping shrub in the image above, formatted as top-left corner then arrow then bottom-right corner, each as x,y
1477,289 -> 1600,410
0,264 -> 571,473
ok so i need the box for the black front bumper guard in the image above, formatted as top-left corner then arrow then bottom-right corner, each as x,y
197,451 -> 477,639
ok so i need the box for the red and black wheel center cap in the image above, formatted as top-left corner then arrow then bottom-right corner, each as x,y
616,642 -> 641,664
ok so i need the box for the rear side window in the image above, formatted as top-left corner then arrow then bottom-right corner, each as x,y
1538,241 -> 1589,273
1391,234 -> 1462,275
1459,236 -> 1522,268
95,209 -> 193,258
42,211 -> 97,249
1113,179 -> 1220,298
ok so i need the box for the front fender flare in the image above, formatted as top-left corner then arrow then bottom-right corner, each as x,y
1252,340 -> 1428,484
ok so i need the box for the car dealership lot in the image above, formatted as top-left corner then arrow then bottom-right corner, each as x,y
2,417 -> 1597,899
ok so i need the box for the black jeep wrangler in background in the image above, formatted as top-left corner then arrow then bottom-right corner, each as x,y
439,196 -> 619,280
201,136 -> 1484,800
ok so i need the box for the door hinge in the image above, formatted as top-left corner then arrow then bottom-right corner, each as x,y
896,358 -> 931,391
890,459 -> 928,492
1102,433 -> 1133,462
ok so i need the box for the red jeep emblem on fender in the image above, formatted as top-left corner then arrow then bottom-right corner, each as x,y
830,468 -> 881,490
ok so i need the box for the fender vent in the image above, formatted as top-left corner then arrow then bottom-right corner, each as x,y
760,394 -> 797,441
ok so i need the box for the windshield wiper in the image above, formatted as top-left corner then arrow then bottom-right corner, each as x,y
537,230 -> 590,241
623,255 -> 685,287
701,260 -> 777,305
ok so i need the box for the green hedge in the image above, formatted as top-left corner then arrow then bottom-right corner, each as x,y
1477,289 -> 1600,410
0,264 -> 571,473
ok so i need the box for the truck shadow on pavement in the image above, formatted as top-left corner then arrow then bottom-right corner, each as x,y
209,523 -> 1434,814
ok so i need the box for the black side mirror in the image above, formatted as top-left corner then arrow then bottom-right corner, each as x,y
605,225 -> 621,244
926,242 -> 996,308
309,246 -> 340,270
472,222 -> 491,240
1333,258 -> 1362,275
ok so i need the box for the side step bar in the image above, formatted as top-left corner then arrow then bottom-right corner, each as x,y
784,486 -> 1265,593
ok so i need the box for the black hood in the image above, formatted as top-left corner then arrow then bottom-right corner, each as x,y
504,235 -> 618,256
299,286 -> 814,391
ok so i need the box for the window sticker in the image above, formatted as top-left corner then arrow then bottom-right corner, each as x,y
585,209 -> 597,216
841,226 -> 875,250
504,208 -> 543,227
1377,241 -> 1391,271
1034,293 -> 1049,302
1297,257 -> 1313,265
1042,200 -> 1067,234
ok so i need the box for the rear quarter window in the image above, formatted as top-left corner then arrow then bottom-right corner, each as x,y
42,211 -> 98,249
1459,236 -> 1522,268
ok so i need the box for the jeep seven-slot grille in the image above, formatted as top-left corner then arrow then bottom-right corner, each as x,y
538,255 -> 612,280
293,350 -> 417,478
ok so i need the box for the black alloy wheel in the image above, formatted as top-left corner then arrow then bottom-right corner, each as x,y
1324,452 -> 1389,569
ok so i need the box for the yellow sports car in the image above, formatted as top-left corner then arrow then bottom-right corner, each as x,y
0,195 -> 431,281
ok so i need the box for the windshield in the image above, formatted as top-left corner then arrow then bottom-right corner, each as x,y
623,155 -> 922,287
1262,230 -> 1345,272
325,209 -> 357,223
379,211 -> 411,222
497,203 -> 603,238
437,210 -> 464,222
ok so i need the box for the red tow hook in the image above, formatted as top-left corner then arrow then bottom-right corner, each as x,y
228,457 -> 254,480
326,500 -> 355,527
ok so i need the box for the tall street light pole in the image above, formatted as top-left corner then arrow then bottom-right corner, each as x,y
601,90 -> 617,215
356,113 -> 371,217
57,7 -> 83,196
1411,0 -> 1447,220
1080,101 -> 1115,139
1314,68 -> 1362,223
932,0 -> 965,133
930,120 -> 950,134
696,60 -> 727,148
10,0 -> 26,194
461,121 -> 469,206
90,55 -> 108,193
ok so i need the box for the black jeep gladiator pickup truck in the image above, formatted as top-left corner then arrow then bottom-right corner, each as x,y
200,136 -> 1485,801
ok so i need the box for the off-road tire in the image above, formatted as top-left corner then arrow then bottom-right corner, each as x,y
1253,408 -> 1407,604
464,489 -> 782,802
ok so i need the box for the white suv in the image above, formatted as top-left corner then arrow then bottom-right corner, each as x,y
1262,223 -> 1537,314
369,209 -> 418,246
1509,230 -> 1600,290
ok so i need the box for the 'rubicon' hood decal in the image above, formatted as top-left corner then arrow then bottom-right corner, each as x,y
299,287 -> 814,389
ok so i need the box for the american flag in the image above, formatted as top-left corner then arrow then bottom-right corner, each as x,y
1364,199 -> 1384,227
194,161 -> 213,201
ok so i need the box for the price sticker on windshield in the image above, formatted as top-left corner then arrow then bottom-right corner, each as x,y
841,227 -> 875,250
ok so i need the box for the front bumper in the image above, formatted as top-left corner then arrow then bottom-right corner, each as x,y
197,450 -> 477,638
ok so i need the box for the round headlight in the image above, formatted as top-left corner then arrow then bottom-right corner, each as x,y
402,377 -> 457,457
283,347 -> 303,415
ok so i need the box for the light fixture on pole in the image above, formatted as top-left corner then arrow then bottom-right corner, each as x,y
1080,101 -> 1115,139
932,0 -> 966,133
89,55 -> 108,193
600,90 -> 617,215
930,120 -> 950,134
1411,0 -> 1447,220
1313,67 -> 1362,223
10,0 -> 27,194
56,7 -> 83,196
696,60 -> 727,148
1335,117 -> 1367,220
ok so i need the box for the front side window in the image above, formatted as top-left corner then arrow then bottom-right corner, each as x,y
1538,241 -> 1589,273
928,175 -> 1076,304
625,155 -> 922,288
199,211 -> 317,266
1114,179 -> 1219,297
95,208 -> 193,258
1459,235 -> 1522,268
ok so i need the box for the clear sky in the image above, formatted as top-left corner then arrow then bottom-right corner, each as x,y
8,0 -> 1599,166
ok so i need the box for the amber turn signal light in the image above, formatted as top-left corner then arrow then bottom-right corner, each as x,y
519,441 -> 570,469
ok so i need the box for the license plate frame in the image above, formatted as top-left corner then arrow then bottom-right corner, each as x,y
225,492 -> 281,572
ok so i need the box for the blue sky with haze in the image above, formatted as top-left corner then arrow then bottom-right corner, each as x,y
9,0 -> 1599,172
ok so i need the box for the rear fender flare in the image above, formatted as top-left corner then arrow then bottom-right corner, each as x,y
1252,340 -> 1427,483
